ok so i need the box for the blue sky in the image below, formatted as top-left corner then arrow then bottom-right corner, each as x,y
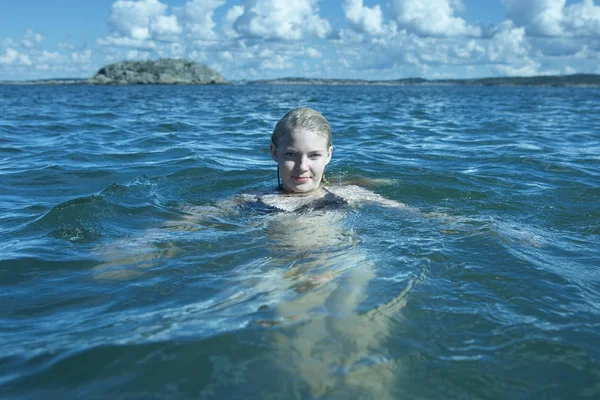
1,0 -> 599,81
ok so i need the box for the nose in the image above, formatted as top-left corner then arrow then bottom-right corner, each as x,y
296,155 -> 309,171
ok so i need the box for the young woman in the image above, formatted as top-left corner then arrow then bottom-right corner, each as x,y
233,107 -> 412,398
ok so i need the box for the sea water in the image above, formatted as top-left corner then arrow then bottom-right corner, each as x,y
0,84 -> 599,399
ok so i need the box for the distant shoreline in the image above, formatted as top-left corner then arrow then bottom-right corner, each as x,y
245,74 -> 600,87
2,74 -> 600,87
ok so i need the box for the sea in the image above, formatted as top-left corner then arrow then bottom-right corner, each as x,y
0,83 -> 599,399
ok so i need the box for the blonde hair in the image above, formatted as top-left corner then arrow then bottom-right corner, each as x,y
271,107 -> 332,148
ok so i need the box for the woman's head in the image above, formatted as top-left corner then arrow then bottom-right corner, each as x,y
270,108 -> 333,193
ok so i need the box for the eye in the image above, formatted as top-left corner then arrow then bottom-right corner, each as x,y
309,153 -> 322,159
285,151 -> 296,157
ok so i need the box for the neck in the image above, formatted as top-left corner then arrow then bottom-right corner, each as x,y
280,185 -> 325,196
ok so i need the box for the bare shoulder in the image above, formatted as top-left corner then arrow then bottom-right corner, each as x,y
327,185 -> 408,209
326,184 -> 373,200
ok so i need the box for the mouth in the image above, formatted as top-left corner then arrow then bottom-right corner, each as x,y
293,176 -> 311,183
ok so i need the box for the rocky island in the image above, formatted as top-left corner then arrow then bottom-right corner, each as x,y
1,59 -> 228,85
91,59 -> 227,84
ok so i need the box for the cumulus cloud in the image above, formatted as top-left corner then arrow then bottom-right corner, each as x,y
306,47 -> 322,57
219,51 -> 234,62
98,36 -> 158,50
232,0 -> 332,40
488,21 -> 530,62
563,0 -> 600,36
175,0 -> 225,41
72,49 -> 93,64
260,54 -> 292,70
0,48 -> 32,65
108,0 -> 167,40
222,5 -> 245,39
3,38 -> 16,48
390,0 -> 481,37
343,0 -> 389,36
21,29 -> 44,48
150,15 -> 182,39
126,50 -> 151,60
502,0 -> 600,37
187,50 -> 207,61
494,59 -> 542,76
487,21 -> 541,76
0,48 -> 32,66
99,0 -> 182,48
38,50 -> 63,64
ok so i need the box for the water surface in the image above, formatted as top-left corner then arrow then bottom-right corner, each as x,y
1,84 -> 599,399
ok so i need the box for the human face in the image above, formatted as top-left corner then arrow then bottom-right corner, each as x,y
271,128 -> 333,193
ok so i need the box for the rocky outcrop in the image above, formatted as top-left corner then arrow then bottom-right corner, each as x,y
90,59 -> 228,84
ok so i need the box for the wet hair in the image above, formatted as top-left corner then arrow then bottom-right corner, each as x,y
271,107 -> 332,148
271,107 -> 332,189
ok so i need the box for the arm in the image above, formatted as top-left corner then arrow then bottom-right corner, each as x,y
327,184 -> 412,210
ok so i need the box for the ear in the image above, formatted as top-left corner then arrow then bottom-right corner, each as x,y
270,142 -> 278,162
325,146 -> 333,164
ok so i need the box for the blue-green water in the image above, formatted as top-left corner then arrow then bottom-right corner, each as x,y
1,84 -> 599,399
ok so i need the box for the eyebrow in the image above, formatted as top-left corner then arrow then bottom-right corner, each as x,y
283,148 -> 324,152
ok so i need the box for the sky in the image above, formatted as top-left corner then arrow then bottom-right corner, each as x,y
1,0 -> 599,81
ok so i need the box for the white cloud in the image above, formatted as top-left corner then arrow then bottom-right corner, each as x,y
126,50 -> 151,60
343,0 -> 389,36
188,50 -> 206,61
390,0 -> 481,37
219,50 -> 234,62
306,47 -> 321,57
72,49 -> 93,64
100,0 -> 182,48
487,21 -> 541,76
21,29 -> 44,48
175,0 -> 225,41
107,0 -> 167,39
502,0 -> 566,36
0,48 -> 32,65
330,19 -> 551,79
222,5 -> 245,39
38,50 -> 62,63
502,0 -> 600,37
258,48 -> 274,58
488,21 -> 530,62
150,15 -> 182,40
453,40 -> 485,59
97,36 -> 158,50
494,59 -> 541,76
260,54 -> 292,70
3,38 -> 16,48
232,0 -> 332,40
562,0 -> 600,36
57,42 -> 76,51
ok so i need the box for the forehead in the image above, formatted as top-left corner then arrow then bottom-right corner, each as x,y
278,128 -> 329,149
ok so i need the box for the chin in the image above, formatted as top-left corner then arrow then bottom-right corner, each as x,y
283,179 -> 319,193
